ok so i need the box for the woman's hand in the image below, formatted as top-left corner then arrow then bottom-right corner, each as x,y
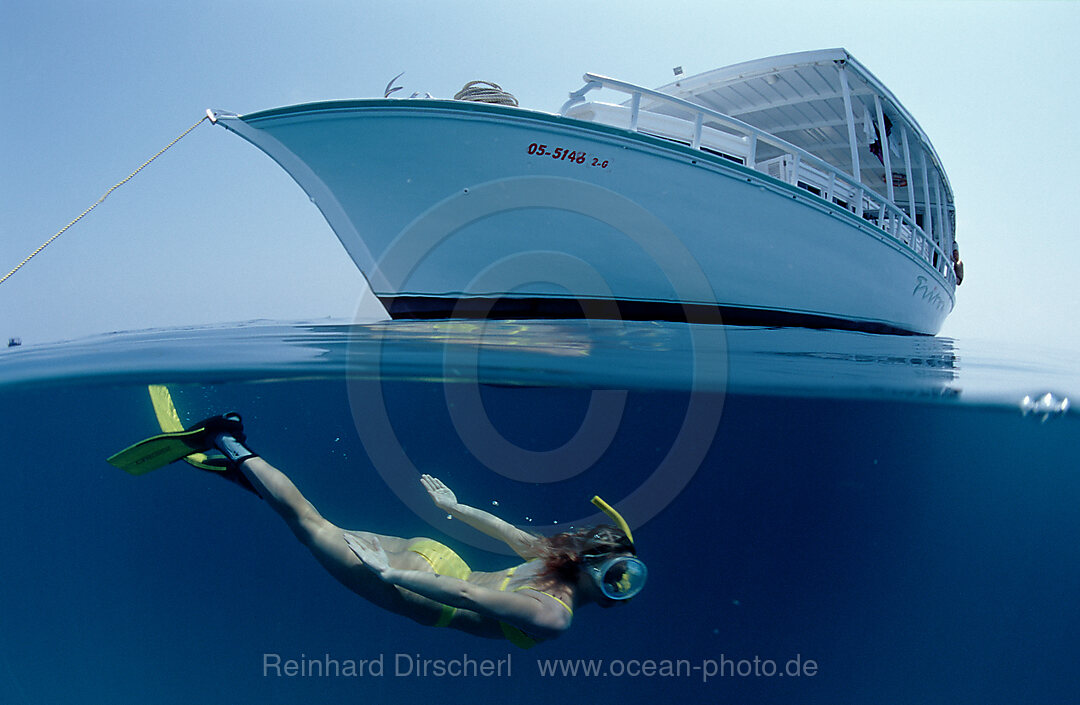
421,474 -> 458,511
343,533 -> 391,579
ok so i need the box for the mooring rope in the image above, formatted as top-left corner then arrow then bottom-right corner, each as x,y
0,114 -> 210,287
453,80 -> 518,106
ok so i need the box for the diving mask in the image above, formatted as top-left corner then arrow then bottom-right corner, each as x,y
586,554 -> 648,601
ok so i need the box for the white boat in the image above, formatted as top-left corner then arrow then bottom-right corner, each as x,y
212,49 -> 958,335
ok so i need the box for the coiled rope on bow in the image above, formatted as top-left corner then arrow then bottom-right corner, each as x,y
0,113 -> 210,287
453,80 -> 518,107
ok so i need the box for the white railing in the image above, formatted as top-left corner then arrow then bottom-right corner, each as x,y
561,74 -> 955,285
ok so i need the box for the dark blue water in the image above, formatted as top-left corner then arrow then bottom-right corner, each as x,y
1,320 -> 1076,704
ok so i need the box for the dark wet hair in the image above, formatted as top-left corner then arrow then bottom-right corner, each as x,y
535,524 -> 634,585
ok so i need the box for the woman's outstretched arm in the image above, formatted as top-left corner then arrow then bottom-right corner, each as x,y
421,475 -> 546,559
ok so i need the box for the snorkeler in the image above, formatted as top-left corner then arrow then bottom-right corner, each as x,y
108,412 -> 647,648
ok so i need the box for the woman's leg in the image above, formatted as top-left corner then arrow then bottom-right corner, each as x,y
235,459 -> 406,600
236,457 -> 421,615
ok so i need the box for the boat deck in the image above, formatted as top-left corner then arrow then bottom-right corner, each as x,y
561,49 -> 957,286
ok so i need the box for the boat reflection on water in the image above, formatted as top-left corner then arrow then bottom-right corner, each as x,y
0,319 -> 958,400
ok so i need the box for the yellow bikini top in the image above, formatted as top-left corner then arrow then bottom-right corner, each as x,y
497,563 -> 573,649
498,564 -> 574,614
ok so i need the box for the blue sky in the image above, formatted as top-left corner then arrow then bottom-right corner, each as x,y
2,0 -> 1078,350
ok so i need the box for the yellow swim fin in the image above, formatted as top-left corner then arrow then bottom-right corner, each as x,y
106,426 -> 218,475
107,385 -> 244,475
147,384 -> 219,471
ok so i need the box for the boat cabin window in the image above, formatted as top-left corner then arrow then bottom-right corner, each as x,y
564,101 -> 750,167
699,146 -> 744,165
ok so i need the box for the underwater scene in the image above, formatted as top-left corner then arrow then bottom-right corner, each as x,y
0,319 -> 1077,704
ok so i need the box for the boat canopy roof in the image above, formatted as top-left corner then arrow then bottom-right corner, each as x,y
641,49 -> 952,207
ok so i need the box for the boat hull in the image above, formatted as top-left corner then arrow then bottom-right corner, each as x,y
218,100 -> 954,335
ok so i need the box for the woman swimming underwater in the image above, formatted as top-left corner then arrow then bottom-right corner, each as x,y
108,413 -> 647,648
